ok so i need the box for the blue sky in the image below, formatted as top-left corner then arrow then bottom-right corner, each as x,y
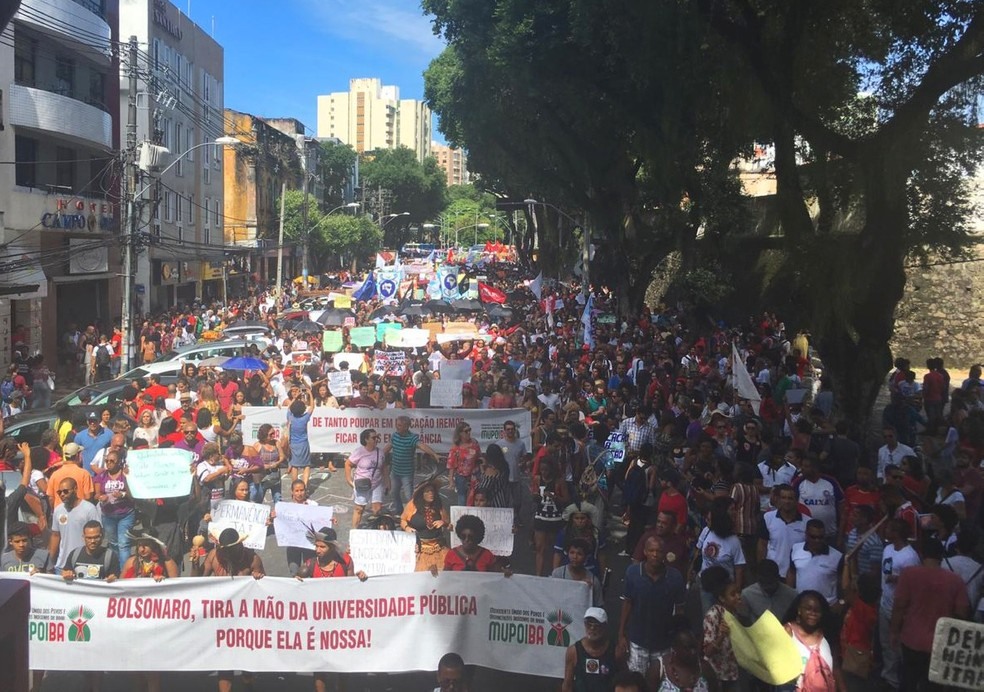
184,0 -> 446,139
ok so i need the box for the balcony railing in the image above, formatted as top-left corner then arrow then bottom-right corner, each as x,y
14,77 -> 110,113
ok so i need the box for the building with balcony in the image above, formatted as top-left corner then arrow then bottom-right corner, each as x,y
0,0 -> 121,366
316,78 -> 432,162
120,0 -> 226,311
432,142 -> 470,187
222,109 -> 300,289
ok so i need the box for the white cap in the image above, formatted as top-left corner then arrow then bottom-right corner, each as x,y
584,607 -> 608,624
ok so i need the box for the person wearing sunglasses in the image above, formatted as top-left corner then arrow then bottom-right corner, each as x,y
48,477 -> 101,573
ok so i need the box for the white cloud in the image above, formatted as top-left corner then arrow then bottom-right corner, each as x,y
301,0 -> 444,58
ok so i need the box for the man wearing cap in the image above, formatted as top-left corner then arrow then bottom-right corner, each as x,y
72,411 -> 113,474
562,607 -> 621,692
47,442 -> 94,507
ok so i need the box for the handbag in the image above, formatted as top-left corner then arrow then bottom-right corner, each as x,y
841,645 -> 874,679
354,450 -> 379,493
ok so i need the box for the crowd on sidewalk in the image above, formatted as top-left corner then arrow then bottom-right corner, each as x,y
2,269 -> 981,692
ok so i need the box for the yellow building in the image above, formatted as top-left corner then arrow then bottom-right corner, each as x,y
223,109 -> 300,288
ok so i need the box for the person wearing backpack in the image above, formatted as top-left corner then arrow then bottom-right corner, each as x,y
92,334 -> 113,383
780,590 -> 839,692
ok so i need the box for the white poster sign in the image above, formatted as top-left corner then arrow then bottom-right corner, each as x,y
930,617 -> 984,689
372,351 -> 407,377
439,359 -> 473,382
328,371 -> 353,398
604,432 -> 626,465
3,572 -> 589,676
430,379 -> 464,408
332,353 -> 363,371
273,502 -> 335,549
449,506 -> 515,556
436,333 -> 478,344
208,500 -> 270,550
243,408 -> 532,455
125,448 -> 194,499
348,529 -> 417,576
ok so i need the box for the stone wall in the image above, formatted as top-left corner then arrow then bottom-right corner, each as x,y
891,244 -> 984,370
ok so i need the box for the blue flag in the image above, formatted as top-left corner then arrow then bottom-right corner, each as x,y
353,272 -> 376,302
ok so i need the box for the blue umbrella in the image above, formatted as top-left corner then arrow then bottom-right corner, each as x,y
222,356 -> 268,371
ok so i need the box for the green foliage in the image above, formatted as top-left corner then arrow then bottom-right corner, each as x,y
317,140 -> 358,208
360,147 -> 447,226
277,190 -> 381,271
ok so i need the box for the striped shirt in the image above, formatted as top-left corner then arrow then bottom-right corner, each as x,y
389,431 -> 419,476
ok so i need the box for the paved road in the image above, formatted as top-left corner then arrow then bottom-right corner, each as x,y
38,458 -> 634,691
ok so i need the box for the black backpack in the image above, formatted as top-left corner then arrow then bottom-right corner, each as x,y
95,345 -> 111,367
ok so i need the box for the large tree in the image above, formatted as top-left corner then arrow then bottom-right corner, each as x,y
694,0 -> 984,423
423,0 -> 751,310
317,140 -> 358,209
360,147 -> 447,247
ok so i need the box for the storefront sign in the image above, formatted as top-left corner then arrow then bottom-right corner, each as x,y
201,262 -> 224,281
40,198 -> 115,232
153,0 -> 184,40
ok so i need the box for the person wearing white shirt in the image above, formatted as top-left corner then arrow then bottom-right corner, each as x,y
757,448 -> 799,511
943,530 -> 984,606
876,427 -> 916,481
786,519 -> 843,605
757,485 -> 809,578
879,518 -> 921,689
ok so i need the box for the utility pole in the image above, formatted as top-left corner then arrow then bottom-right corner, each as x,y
300,147 -> 309,281
120,36 -> 139,373
275,182 -> 286,298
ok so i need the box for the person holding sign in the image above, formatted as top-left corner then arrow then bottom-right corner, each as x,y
346,429 -> 390,528
444,515 -> 509,573
402,479 -> 450,572
286,389 -> 315,487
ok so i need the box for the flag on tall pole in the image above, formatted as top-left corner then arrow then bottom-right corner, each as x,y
581,294 -> 594,349
732,343 -> 762,415
529,272 -> 543,300
352,272 -> 376,302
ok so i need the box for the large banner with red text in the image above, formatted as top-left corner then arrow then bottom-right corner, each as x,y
241,407 -> 532,455
3,572 -> 588,676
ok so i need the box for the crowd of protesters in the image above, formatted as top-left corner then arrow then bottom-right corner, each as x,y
2,263 -> 983,692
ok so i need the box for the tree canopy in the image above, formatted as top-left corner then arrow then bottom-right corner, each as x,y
423,0 -> 984,423
360,147 -> 447,247
278,189 -> 381,272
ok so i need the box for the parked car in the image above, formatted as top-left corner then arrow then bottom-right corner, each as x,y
122,338 -> 269,379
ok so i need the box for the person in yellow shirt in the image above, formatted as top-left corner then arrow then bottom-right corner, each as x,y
55,402 -> 75,447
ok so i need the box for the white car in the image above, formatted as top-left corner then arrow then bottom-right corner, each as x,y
122,337 -> 270,378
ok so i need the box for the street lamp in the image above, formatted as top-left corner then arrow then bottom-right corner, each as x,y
379,212 -> 410,229
121,136 -> 243,372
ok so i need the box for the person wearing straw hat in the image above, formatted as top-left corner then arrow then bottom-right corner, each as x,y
193,527 -> 264,579
121,527 -> 178,581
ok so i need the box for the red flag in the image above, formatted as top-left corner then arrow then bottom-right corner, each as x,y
478,282 -> 507,304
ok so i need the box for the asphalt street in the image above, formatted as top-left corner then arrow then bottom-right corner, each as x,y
37,459 -> 634,692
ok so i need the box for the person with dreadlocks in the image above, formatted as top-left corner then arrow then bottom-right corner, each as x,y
192,528 -> 264,692
402,478 -> 450,573
121,527 -> 178,581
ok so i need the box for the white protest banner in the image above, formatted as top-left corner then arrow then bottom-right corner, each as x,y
3,572 -> 589,676
372,351 -> 407,377
243,408 -> 533,455
348,529 -> 417,576
390,328 -> 430,349
125,448 -> 193,499
273,502 -> 335,549
929,617 -> 984,689
328,371 -> 353,398
430,379 -> 464,408
332,352 -> 362,371
208,500 -> 271,550
439,359 -> 473,382
437,332 -> 478,344
449,506 -> 515,556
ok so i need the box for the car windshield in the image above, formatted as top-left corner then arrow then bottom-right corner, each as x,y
54,387 -> 100,407
153,350 -> 180,363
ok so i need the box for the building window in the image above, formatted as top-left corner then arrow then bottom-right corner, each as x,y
204,165 -> 211,185
174,123 -> 183,176
186,128 -> 194,161
14,36 -> 36,87
214,200 -> 221,227
187,194 -> 194,223
153,222 -> 162,240
163,191 -> 173,222
88,71 -> 105,109
176,194 -> 183,222
56,146 -> 76,191
203,226 -> 211,245
15,136 -> 38,187
55,56 -> 75,96
177,226 -> 184,244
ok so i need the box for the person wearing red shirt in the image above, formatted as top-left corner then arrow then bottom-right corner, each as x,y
840,466 -> 881,538
143,374 -> 169,403
443,515 -> 505,573
922,358 -> 946,433
656,469 -> 689,531
213,371 -> 239,414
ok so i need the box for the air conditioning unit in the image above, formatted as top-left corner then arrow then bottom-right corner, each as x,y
138,142 -> 171,172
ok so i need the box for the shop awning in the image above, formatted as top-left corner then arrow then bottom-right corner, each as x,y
0,255 -> 48,300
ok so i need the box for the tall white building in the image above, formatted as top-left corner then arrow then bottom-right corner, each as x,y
120,0 -> 226,311
317,78 -> 432,162
0,0 -> 121,363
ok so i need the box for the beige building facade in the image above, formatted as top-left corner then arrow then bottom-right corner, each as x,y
432,142 -> 469,186
317,78 -> 432,162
